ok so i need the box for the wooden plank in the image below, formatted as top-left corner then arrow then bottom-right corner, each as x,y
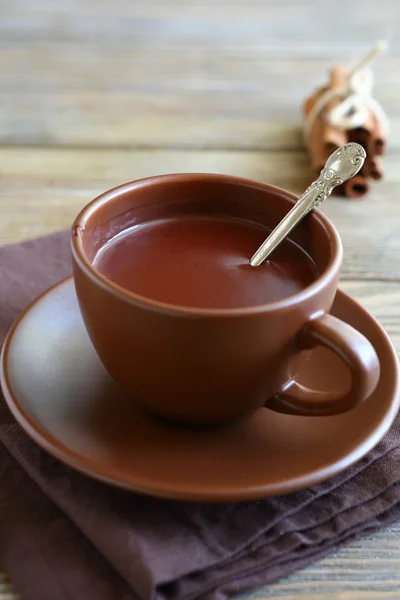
0,571 -> 16,600
253,525 -> 400,599
0,0 -> 398,150
1,146 -> 399,280
1,0 -> 399,54
0,41 -> 396,149
340,280 -> 400,346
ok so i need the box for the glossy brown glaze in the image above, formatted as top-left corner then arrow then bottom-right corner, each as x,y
1,278 -> 398,501
71,174 -> 380,425
94,216 -> 318,308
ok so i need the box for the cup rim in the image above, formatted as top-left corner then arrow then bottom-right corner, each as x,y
71,173 -> 343,317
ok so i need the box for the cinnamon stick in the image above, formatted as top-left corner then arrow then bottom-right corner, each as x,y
349,108 -> 386,156
364,156 -> 383,180
303,89 -> 326,174
303,70 -> 350,173
369,112 -> 386,156
350,107 -> 376,150
322,67 -> 348,153
339,174 -> 369,198
303,62 -> 386,197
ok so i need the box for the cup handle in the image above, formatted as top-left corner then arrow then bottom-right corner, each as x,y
266,314 -> 380,416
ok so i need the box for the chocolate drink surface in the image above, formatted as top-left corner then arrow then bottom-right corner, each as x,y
94,216 -> 318,309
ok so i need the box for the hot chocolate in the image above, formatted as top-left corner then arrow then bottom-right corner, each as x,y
94,215 -> 318,309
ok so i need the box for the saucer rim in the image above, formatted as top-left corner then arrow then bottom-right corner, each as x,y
1,276 -> 399,502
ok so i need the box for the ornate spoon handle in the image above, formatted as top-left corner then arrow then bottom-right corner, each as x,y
250,143 -> 366,267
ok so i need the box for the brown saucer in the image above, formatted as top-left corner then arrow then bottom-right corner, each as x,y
1,278 -> 399,502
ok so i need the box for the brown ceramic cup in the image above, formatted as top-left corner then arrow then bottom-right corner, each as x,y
71,174 -> 380,426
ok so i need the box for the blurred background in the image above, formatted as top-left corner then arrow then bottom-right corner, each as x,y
0,0 -> 399,271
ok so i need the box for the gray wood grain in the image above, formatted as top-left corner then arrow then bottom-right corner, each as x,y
1,0 -> 399,53
0,1 -> 398,149
0,45 -> 397,150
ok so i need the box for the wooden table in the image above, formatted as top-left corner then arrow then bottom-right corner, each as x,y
1,1 -> 400,598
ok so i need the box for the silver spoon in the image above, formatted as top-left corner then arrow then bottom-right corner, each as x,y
250,142 -> 366,267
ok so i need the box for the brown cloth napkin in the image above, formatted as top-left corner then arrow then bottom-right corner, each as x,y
1,231 -> 400,600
